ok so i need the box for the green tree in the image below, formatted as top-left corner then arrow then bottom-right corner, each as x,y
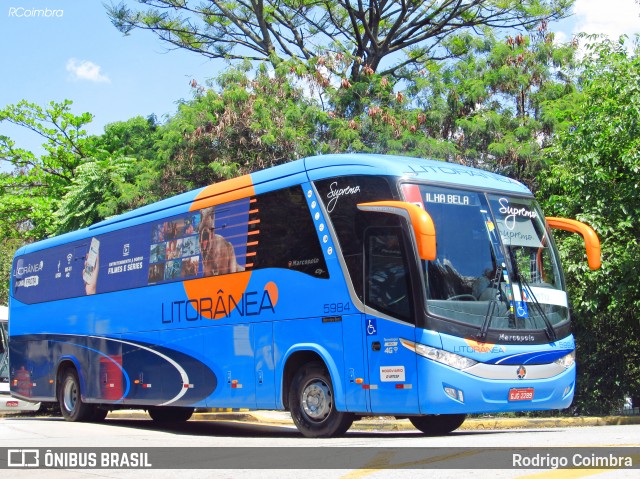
0,100 -> 93,241
152,62 -> 325,197
53,156 -> 138,234
404,24 -> 577,188
107,1 -> 573,82
0,237 -> 22,305
540,36 -> 640,414
0,105 -> 160,301
148,23 -> 580,197
52,116 -> 162,234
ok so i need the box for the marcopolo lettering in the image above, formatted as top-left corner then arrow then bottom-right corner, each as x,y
498,334 -> 536,342
162,289 -> 276,323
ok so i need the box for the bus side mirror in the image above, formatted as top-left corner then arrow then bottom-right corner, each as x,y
546,217 -> 601,270
357,201 -> 436,261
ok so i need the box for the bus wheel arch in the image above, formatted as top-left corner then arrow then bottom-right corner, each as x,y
56,362 -> 96,422
282,350 -> 325,411
285,356 -> 353,438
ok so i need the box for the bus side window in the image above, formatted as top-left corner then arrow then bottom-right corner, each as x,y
364,227 -> 413,322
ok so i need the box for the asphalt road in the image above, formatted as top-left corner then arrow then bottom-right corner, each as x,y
1,412 -> 639,478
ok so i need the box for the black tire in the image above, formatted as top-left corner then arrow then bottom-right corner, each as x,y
148,406 -> 194,422
409,414 -> 467,435
57,368 -> 96,422
288,362 -> 353,438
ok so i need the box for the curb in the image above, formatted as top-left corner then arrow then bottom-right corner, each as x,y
106,410 -> 640,431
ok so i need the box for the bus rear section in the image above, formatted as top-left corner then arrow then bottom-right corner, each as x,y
8,154 -> 600,437
1,306 -> 41,413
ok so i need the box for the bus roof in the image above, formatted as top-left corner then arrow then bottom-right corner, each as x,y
15,154 -> 531,256
302,154 -> 530,193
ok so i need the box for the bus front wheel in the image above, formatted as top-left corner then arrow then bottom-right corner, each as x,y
409,414 -> 467,435
289,363 -> 353,438
57,368 -> 95,422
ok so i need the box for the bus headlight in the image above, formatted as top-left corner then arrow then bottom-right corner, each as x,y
553,351 -> 575,369
401,339 -> 477,370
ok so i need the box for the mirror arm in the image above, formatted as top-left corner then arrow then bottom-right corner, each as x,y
357,201 -> 436,261
546,217 -> 601,270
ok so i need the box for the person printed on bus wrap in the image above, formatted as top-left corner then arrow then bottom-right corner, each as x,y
84,254 -> 98,295
198,206 -> 244,276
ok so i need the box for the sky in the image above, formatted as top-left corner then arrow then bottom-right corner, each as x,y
1,0 -> 639,158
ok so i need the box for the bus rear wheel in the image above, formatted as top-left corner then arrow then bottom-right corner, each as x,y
148,406 -> 194,422
409,414 -> 466,435
57,368 -> 96,422
289,363 -> 353,438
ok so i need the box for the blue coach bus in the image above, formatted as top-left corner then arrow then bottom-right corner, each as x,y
9,154 -> 600,437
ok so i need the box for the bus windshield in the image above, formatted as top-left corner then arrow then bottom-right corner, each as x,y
401,184 -> 567,334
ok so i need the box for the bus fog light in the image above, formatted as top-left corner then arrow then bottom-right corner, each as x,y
444,387 -> 456,399
563,383 -> 573,398
444,386 -> 464,403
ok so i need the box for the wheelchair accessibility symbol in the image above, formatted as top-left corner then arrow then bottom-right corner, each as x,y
516,301 -> 529,318
366,318 -> 377,336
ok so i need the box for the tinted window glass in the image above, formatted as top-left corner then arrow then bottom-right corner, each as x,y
250,187 -> 329,278
12,186 -> 327,304
315,176 -> 394,300
365,227 -> 413,321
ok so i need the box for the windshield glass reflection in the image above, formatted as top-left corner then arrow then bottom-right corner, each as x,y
401,184 -> 568,333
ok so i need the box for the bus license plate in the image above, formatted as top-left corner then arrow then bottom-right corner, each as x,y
508,388 -> 534,401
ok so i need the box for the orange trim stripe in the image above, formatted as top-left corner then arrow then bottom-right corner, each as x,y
189,175 -> 255,212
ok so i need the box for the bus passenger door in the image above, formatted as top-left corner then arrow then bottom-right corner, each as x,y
363,226 -> 419,414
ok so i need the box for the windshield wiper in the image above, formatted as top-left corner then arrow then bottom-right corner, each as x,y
477,263 -> 512,341
518,274 -> 558,342
507,249 -> 557,342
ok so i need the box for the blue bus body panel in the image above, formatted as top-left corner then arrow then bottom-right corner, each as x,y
415,331 -> 576,414
10,154 -> 571,417
418,359 -> 575,414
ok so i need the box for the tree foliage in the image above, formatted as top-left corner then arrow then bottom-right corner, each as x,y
3,12 -> 637,416
0,104 -> 160,301
151,62 -> 326,197
0,100 -> 93,240
540,36 -> 640,414
107,0 -> 573,81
